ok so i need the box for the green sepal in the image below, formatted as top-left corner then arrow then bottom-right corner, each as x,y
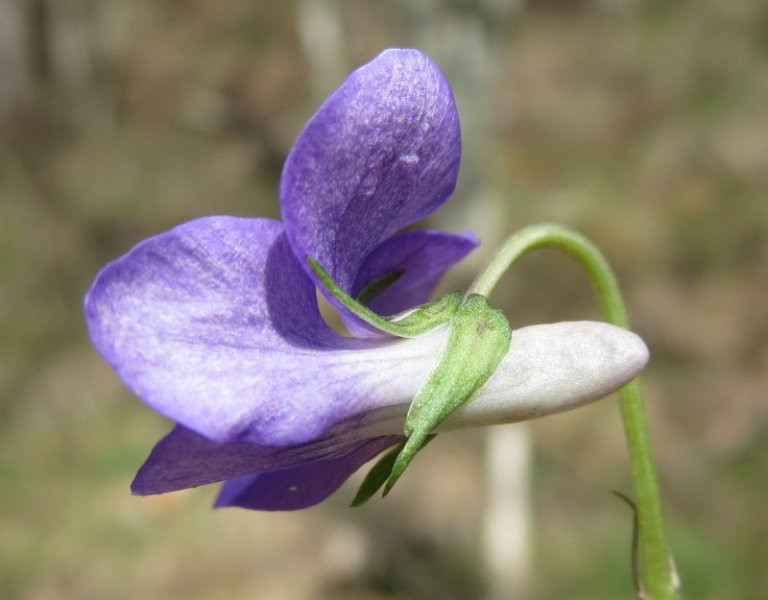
350,435 -> 437,507
308,256 -> 462,337
355,269 -> 405,306
384,294 -> 512,494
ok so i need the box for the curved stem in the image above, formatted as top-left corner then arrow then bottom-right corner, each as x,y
468,223 -> 677,600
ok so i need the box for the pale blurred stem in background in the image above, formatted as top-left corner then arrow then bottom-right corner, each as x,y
394,3 -> 532,598
484,423 -> 531,600
468,223 -> 679,600
295,0 -> 346,100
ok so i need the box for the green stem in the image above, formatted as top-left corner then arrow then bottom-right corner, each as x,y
468,223 -> 677,599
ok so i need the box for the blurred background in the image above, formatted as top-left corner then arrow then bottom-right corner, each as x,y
1,0 -> 767,598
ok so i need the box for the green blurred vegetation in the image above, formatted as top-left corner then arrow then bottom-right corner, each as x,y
1,0 -> 767,598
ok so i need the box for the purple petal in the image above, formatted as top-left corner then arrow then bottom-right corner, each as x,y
281,48 -> 461,296
132,424 -> 319,495
131,321 -> 648,507
352,230 -> 479,316
213,436 -> 400,511
85,217 -> 446,445
132,424 -> 401,497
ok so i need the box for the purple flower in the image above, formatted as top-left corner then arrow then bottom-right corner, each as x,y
84,49 -> 648,511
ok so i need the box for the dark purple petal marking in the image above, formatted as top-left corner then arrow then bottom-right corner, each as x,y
281,48 -> 461,297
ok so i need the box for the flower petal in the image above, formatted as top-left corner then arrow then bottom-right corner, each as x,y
281,48 -> 461,295
131,320 -> 647,508
441,321 -> 650,429
310,321 -> 649,435
85,218 -> 446,445
352,230 -> 479,316
270,320 -> 649,437
131,424 -> 400,497
213,436 -> 400,511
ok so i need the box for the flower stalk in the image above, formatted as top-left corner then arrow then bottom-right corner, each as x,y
467,223 -> 678,600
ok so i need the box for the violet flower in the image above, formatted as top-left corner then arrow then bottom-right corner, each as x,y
84,49 -> 648,511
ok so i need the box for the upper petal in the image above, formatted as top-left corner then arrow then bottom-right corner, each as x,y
85,217 -> 445,445
281,48 -> 461,293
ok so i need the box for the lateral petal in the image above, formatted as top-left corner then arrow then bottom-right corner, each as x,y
349,229 -> 477,323
85,216 -> 444,446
